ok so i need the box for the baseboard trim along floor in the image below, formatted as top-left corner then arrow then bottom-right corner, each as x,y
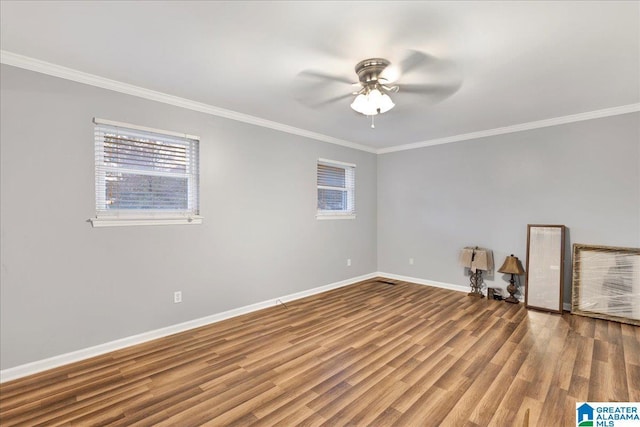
376,272 -> 468,294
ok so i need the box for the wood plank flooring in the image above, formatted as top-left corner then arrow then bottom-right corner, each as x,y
1,278 -> 638,426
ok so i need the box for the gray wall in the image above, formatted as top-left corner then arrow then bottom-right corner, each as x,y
0,65 -> 377,370
378,113 -> 640,303
2,62 -> 638,372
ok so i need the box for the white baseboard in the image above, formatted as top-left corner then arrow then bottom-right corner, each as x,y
375,271 -> 469,293
377,272 -> 573,311
0,272 -> 377,383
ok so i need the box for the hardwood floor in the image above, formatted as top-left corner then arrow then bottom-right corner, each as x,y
1,278 -> 638,426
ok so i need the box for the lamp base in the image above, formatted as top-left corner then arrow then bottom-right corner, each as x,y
505,277 -> 519,304
468,270 -> 485,298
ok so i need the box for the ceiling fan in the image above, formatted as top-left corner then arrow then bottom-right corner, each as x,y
295,50 -> 461,127
350,58 -> 398,116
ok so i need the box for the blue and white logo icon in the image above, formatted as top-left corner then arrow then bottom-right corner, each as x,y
577,403 -> 594,426
576,402 -> 640,427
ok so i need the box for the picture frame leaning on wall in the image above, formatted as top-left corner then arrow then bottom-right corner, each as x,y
571,244 -> 640,326
526,224 -> 566,313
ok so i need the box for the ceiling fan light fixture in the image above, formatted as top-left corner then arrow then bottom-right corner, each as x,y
350,87 -> 395,116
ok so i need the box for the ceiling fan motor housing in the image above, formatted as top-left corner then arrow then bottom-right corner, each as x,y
354,58 -> 390,85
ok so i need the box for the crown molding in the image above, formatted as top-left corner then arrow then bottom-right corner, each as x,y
377,103 -> 640,154
0,50 -> 377,154
2,50 -> 637,156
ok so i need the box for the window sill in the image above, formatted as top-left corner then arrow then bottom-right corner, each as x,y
89,216 -> 203,227
316,214 -> 356,220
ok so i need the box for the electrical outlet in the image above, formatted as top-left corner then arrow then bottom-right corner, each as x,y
347,258 -> 352,267
409,258 -> 414,265
174,291 -> 182,304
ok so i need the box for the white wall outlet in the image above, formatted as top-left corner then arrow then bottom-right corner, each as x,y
174,291 -> 182,304
409,258 -> 414,265
347,258 -> 352,267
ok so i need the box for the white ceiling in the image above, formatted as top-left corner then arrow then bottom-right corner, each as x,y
1,1 -> 639,151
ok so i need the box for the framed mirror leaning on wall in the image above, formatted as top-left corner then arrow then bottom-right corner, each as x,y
525,224 -> 566,313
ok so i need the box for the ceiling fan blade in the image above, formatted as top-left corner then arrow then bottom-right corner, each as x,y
398,50 -> 434,75
399,82 -> 461,95
293,68 -> 358,108
298,70 -> 355,85
292,84 -> 354,108
310,92 -> 354,108
379,50 -> 436,83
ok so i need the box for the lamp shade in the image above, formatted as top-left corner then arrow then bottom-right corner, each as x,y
459,247 -> 494,272
498,254 -> 525,275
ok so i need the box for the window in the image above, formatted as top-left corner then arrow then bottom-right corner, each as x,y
317,158 -> 355,219
91,118 -> 201,227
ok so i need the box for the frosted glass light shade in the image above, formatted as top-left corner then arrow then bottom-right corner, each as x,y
378,93 -> 395,114
368,88 -> 382,104
350,88 -> 395,116
350,94 -> 369,114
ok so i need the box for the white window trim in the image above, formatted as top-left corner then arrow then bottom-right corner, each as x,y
316,158 -> 356,220
316,214 -> 356,220
90,118 -> 202,227
318,158 -> 356,168
90,215 -> 203,227
93,118 -> 199,140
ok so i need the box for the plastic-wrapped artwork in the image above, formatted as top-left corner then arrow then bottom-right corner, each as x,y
571,244 -> 640,326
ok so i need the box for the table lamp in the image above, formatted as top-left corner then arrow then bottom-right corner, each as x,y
498,254 -> 525,304
459,247 -> 493,298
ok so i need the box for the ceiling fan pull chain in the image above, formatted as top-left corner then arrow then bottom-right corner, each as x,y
371,115 -> 375,129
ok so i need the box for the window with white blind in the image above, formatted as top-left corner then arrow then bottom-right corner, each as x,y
317,158 -> 356,219
90,118 -> 201,227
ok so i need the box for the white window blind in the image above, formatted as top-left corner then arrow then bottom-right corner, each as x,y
317,158 -> 355,219
92,119 -> 200,226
